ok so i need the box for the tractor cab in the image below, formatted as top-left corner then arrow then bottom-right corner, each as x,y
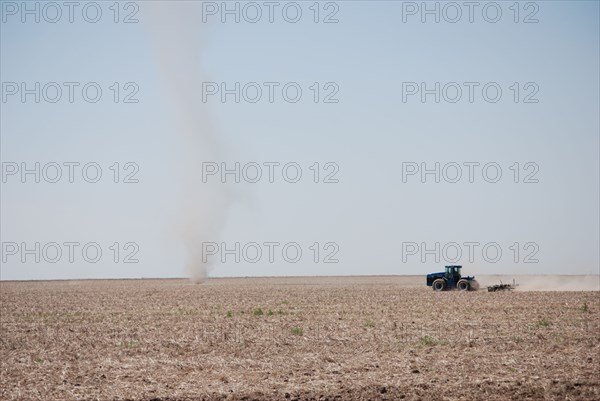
443,265 -> 462,288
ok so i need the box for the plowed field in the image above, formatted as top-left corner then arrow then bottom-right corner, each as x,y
1,276 -> 598,400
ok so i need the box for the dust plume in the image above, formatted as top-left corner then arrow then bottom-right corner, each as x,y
479,275 -> 599,291
143,4 -> 230,282
514,275 -> 600,291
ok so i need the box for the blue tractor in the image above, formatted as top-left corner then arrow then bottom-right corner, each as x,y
426,265 -> 479,291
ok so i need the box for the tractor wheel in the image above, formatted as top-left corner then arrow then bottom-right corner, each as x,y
457,279 -> 470,291
432,279 -> 446,291
470,280 -> 480,291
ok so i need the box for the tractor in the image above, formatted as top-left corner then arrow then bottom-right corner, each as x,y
426,265 -> 479,291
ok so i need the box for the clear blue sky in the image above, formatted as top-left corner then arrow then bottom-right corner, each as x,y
1,1 -> 598,279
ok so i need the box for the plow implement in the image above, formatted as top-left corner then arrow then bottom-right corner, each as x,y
487,280 -> 518,292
